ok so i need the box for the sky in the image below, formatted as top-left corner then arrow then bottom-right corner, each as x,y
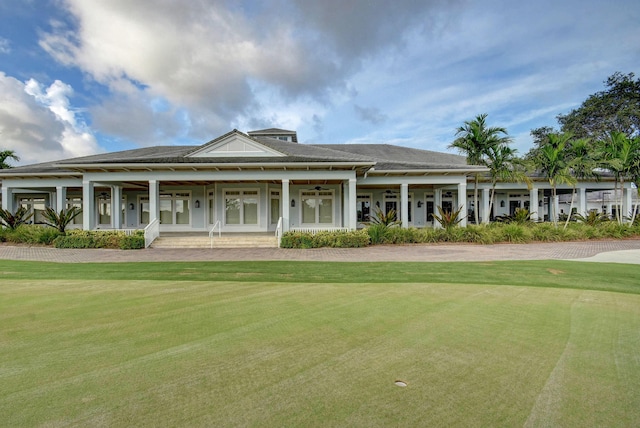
0,0 -> 639,166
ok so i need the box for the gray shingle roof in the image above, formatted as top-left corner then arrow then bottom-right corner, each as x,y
313,144 -> 483,170
0,130 -> 486,177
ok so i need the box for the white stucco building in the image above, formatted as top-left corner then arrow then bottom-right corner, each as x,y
1,128 -> 637,245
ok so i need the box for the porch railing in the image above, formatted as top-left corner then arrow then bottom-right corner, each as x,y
209,221 -> 221,248
275,217 -> 283,247
290,226 -> 349,234
144,218 -> 160,248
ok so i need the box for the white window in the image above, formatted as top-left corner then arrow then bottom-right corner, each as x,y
97,192 -> 111,226
301,190 -> 334,225
357,194 -> 371,223
66,197 -> 83,226
20,197 -> 46,224
384,193 -> 412,222
208,191 -> 215,224
224,190 -> 259,226
158,192 -> 191,225
139,196 -> 150,225
270,191 -> 281,225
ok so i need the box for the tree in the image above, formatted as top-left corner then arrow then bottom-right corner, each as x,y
529,133 -> 576,226
558,72 -> 640,140
485,144 -> 530,219
599,131 -> 640,223
563,137 -> 598,229
449,113 -> 512,224
0,150 -> 19,169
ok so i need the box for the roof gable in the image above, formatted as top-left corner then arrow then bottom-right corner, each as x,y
186,130 -> 286,158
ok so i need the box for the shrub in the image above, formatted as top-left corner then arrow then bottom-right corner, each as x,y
3,225 -> 61,245
431,205 -> 465,230
0,207 -> 34,230
574,211 -> 608,226
382,227 -> 420,244
53,229 -> 145,249
369,208 -> 401,227
280,230 -> 369,249
280,232 -> 314,249
41,207 -> 82,234
497,208 -> 533,225
367,224 -> 388,244
462,224 -> 494,244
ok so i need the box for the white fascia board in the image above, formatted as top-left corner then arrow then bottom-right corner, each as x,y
60,161 -> 374,170
2,178 -> 83,188
473,181 -> 622,191
368,167 -> 489,175
83,169 -> 359,182
358,175 -> 468,186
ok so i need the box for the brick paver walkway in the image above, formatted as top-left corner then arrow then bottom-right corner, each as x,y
1,240 -> 640,263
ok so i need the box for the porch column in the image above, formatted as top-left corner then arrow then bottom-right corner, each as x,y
457,181 -> 467,227
433,188 -> 443,229
149,180 -> 159,223
400,183 -> 409,228
82,180 -> 94,230
349,178 -> 357,230
342,181 -> 349,228
112,185 -> 122,229
578,187 -> 587,217
481,188 -> 490,224
1,186 -> 13,212
623,186 -> 633,223
529,187 -> 539,221
55,186 -> 67,212
281,179 -> 290,232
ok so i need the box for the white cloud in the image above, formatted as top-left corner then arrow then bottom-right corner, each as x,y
38,0 -> 463,146
0,73 -> 101,164
0,37 -> 10,54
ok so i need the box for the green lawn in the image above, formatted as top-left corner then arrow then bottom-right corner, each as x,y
1,260 -> 640,426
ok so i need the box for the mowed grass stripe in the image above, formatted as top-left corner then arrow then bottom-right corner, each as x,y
1,259 -> 640,294
2,278 -> 640,426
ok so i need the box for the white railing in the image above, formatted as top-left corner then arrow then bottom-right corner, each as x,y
290,226 -> 349,235
275,217 -> 283,247
209,221 -> 221,248
121,229 -> 138,236
144,218 -> 160,248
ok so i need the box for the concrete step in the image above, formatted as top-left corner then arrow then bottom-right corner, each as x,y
151,235 -> 278,249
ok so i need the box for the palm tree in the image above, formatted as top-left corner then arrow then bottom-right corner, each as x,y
530,133 -> 576,226
599,131 -> 640,223
0,150 -> 19,169
563,137 -> 598,229
485,144 -> 531,219
449,113 -> 512,224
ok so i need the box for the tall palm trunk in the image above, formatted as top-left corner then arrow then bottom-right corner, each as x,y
563,187 -> 576,230
473,174 -> 479,224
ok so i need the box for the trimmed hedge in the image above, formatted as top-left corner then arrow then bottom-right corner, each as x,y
280,230 -> 370,249
0,225 -> 61,245
281,222 -> 640,248
53,229 -> 145,250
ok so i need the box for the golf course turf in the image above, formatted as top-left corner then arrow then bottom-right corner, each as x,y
1,260 -> 639,426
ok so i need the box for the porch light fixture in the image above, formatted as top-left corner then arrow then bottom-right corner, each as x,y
375,201 -> 380,208
195,200 -> 200,208
129,203 -> 134,210
500,200 -> 505,207
417,201 -> 423,208
539,200 -> 543,207
291,199 -> 295,207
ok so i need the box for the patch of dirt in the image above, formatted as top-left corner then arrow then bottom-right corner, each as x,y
547,269 -> 565,275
